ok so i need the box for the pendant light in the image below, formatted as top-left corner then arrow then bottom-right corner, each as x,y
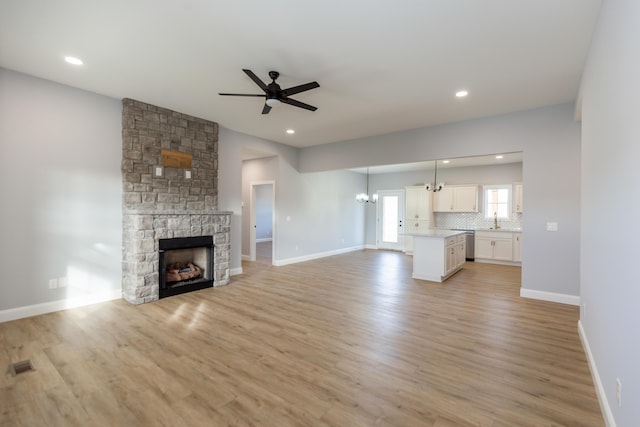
356,168 -> 378,203
425,160 -> 444,192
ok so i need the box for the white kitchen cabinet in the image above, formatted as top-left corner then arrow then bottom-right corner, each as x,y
513,232 -> 522,262
454,185 -> 478,212
475,231 -> 515,264
412,231 -> 465,282
514,183 -> 523,213
404,186 -> 433,254
444,234 -> 466,275
433,187 -> 454,212
405,186 -> 433,221
433,185 -> 478,212
404,220 -> 430,254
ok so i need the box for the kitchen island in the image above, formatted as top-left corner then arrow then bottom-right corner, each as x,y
407,230 -> 467,282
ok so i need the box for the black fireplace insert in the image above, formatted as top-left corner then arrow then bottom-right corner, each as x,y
158,235 -> 214,299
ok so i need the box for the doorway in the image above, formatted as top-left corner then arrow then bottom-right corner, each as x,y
250,181 -> 275,264
376,189 -> 405,251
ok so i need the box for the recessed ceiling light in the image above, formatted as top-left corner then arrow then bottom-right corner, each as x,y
286,129 -> 295,134
496,155 -> 504,159
442,160 -> 450,164
64,56 -> 83,66
455,90 -> 468,98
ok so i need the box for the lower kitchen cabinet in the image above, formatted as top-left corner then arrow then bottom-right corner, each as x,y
412,232 -> 466,282
475,231 -> 518,264
404,220 -> 430,254
445,234 -> 466,276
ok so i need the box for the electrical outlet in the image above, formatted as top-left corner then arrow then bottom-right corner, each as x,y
616,378 -> 622,406
48,279 -> 58,289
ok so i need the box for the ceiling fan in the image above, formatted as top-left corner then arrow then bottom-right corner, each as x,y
219,69 -> 319,114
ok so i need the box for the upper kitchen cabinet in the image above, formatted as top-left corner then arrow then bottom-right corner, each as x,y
514,183 -> 523,213
405,186 -> 433,221
433,185 -> 478,213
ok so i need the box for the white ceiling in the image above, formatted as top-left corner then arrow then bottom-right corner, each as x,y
0,1 -> 601,148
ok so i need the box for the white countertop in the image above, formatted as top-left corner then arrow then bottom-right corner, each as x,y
432,227 -> 522,233
403,229 -> 466,238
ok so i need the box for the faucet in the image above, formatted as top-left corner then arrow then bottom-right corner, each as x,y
493,212 -> 501,229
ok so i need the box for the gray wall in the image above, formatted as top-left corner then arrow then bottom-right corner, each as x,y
579,0 -> 640,424
0,68 -> 122,311
299,104 -> 581,299
218,127 -> 366,269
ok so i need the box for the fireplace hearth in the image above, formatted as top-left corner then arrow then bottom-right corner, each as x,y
159,236 -> 214,299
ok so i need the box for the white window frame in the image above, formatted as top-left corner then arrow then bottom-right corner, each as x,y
484,184 -> 512,220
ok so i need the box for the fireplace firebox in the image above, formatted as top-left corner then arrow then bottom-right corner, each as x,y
159,235 -> 214,299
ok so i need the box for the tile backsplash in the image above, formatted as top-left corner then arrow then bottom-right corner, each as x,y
434,212 -> 522,230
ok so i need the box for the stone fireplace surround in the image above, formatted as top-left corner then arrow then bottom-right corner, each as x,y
121,99 -> 230,304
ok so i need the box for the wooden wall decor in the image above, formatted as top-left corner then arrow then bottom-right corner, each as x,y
161,149 -> 193,168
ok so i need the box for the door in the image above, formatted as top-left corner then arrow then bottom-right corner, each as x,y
376,190 -> 405,251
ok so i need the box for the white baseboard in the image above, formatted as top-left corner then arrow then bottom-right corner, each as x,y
256,238 -> 272,243
241,254 -> 251,261
474,258 -> 521,266
578,320 -> 616,427
230,267 -> 243,276
0,289 -> 123,323
365,244 -> 379,250
273,245 -> 365,267
520,288 -> 580,306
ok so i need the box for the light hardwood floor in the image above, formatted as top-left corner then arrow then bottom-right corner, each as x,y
1,249 -> 603,426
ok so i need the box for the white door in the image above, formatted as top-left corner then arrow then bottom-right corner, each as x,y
376,190 -> 405,251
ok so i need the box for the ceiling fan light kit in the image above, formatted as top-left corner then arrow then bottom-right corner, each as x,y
219,69 -> 319,115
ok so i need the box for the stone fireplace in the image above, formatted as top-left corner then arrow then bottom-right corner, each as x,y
121,99 -> 230,304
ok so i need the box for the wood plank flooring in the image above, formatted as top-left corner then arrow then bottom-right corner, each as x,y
1,248 -> 604,426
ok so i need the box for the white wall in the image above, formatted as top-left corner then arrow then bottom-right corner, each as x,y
299,104 -> 581,301
579,0 -> 640,425
0,68 -> 122,315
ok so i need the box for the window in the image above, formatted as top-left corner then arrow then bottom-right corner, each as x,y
484,185 -> 512,220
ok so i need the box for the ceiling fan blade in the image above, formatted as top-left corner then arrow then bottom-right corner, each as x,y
281,81 -> 320,97
280,97 -> 317,111
261,104 -> 272,115
218,93 -> 265,97
242,69 -> 268,92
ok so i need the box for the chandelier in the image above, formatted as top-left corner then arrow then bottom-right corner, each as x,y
425,160 -> 444,192
356,168 -> 378,203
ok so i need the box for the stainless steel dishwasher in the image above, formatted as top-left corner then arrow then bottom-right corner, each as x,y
451,229 -> 475,261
